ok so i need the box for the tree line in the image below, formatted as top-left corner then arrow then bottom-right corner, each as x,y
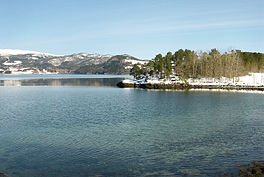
131,49 -> 264,80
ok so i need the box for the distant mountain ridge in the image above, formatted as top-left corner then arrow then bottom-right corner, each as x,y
0,49 -> 59,56
0,49 -> 148,74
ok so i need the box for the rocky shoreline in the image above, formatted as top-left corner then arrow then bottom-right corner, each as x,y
117,81 -> 264,91
0,172 -> 8,177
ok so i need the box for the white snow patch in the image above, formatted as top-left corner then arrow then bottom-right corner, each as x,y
122,79 -> 138,84
187,73 -> 264,86
31,57 -> 39,60
124,59 -> 148,65
147,79 -> 163,84
125,66 -> 133,69
238,73 -> 264,85
48,59 -> 63,66
3,60 -> 22,66
102,54 -> 112,58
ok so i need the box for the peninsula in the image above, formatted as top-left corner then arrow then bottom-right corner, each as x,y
118,49 -> 264,91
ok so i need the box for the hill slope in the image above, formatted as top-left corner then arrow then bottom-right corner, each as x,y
0,49 -> 148,74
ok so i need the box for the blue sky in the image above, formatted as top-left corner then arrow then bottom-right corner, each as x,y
0,0 -> 263,59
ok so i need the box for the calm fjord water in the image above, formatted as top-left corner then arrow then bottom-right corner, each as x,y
0,75 -> 263,176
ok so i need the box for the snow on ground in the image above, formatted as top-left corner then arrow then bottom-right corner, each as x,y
125,66 -> 133,70
238,73 -> 264,85
188,73 -> 264,86
30,57 -> 39,60
147,79 -> 163,84
124,59 -> 148,65
122,79 -> 138,84
103,54 -> 113,58
5,70 -> 56,75
124,73 -> 264,87
48,58 -> 63,66
3,60 -> 22,66
188,88 -> 264,94
85,54 -> 100,58
1,67 -> 56,75
10,70 -> 35,75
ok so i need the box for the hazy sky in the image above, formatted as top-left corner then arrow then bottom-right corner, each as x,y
0,0 -> 263,59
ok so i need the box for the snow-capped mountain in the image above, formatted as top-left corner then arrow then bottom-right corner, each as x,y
0,49 -> 148,74
0,49 -> 58,57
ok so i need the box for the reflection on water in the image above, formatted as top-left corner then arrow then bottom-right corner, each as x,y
0,74 -> 131,87
0,74 -> 132,80
0,78 -> 125,87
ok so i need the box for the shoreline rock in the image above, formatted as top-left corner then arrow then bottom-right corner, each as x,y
117,81 -> 264,91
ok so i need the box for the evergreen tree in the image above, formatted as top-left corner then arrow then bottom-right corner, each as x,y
130,49 -> 264,81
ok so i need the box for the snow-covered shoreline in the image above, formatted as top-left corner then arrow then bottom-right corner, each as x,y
145,88 -> 264,94
118,73 -> 264,92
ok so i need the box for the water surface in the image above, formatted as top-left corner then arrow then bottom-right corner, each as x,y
0,75 -> 263,177
0,74 -> 130,86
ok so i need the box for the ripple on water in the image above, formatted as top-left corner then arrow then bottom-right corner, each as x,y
0,86 -> 263,177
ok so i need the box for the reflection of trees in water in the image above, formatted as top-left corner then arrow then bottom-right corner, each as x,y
0,78 -> 125,86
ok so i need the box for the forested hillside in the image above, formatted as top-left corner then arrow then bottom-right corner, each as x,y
74,55 -> 144,74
